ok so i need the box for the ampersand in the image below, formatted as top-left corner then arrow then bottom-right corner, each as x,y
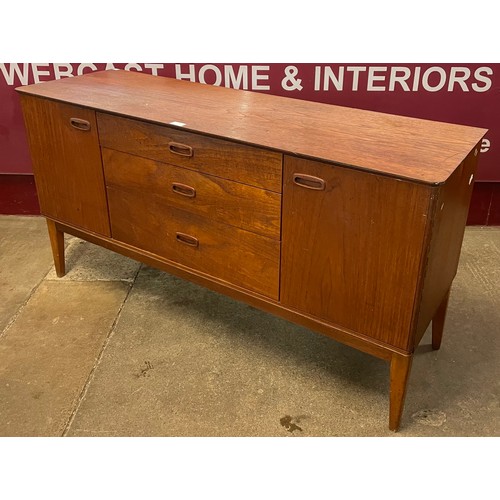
281,66 -> 303,91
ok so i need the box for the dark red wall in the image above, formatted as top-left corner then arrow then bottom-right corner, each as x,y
1,63 -> 498,223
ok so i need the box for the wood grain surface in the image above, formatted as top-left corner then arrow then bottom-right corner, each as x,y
18,71 -> 485,431
107,186 -> 281,299
389,353 -> 413,431
17,70 -> 487,184
413,144 -> 481,346
19,95 -> 111,236
102,148 -> 281,240
280,155 -> 433,350
97,112 -> 283,192
46,218 -> 65,277
52,217 -> 405,362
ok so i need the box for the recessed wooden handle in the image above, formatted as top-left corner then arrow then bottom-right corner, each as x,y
172,183 -> 196,198
69,117 -> 91,131
176,232 -> 199,248
169,142 -> 193,157
293,173 -> 326,190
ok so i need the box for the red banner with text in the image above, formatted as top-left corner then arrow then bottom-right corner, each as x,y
1,63 -> 498,181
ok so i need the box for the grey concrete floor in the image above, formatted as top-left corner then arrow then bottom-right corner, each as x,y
0,215 -> 498,436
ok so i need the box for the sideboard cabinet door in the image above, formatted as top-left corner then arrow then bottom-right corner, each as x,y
280,156 -> 433,350
19,96 -> 111,236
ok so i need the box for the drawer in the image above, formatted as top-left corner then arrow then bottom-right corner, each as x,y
107,186 -> 280,299
102,148 -> 281,240
97,112 -> 283,192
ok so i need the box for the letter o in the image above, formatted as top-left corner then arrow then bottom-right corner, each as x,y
199,65 -> 222,86
422,67 -> 447,92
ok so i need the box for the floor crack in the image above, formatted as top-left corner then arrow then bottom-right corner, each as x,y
61,264 -> 142,436
0,264 -> 54,342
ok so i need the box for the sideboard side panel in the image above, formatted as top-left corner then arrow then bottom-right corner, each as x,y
414,145 -> 481,346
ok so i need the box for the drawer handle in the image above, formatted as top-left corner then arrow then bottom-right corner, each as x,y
172,183 -> 196,198
69,117 -> 91,131
169,142 -> 193,157
176,232 -> 199,248
293,173 -> 326,191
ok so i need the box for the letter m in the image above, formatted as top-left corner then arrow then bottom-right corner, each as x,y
224,65 -> 248,90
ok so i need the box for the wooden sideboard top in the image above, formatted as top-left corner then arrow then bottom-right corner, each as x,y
17,70 -> 487,184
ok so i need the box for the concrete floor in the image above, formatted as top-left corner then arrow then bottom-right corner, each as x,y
0,215 -> 498,436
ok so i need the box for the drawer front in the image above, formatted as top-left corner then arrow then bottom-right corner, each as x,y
107,186 -> 280,299
102,148 -> 281,240
97,112 -> 283,192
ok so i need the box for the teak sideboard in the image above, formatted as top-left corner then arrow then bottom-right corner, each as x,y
16,70 -> 487,431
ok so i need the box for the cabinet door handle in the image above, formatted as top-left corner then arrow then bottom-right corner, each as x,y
176,232 -> 199,248
172,183 -> 196,198
69,117 -> 91,131
293,173 -> 326,191
169,142 -> 193,157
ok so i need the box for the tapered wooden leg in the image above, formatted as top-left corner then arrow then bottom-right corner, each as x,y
46,218 -> 66,277
389,353 -> 413,431
432,290 -> 450,350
